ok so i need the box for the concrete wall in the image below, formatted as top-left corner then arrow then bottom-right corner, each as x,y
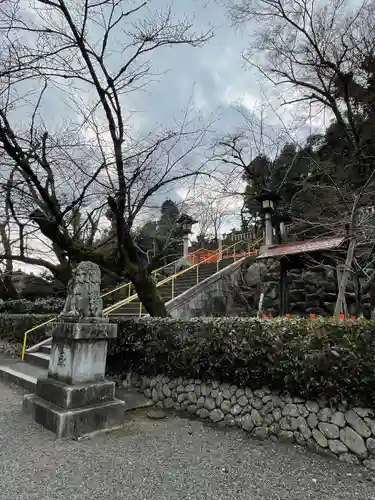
166,258 -> 251,318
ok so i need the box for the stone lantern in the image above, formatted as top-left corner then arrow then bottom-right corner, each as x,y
178,214 -> 198,259
255,189 -> 280,246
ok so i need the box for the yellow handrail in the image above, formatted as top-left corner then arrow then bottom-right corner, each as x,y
21,318 -> 56,361
21,247 -> 206,360
105,239 -> 260,317
21,241 -> 260,358
100,246 -> 206,299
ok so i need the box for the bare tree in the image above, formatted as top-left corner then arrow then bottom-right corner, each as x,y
0,0 -> 214,315
192,196 -> 234,245
228,0 -> 375,316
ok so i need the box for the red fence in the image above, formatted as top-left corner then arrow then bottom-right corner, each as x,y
188,249 -> 259,265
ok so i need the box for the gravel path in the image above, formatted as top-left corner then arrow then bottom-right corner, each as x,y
0,380 -> 374,500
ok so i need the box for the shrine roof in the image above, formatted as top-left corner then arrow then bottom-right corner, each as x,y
257,236 -> 346,259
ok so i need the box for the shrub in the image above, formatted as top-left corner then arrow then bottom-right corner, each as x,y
0,297 -> 64,314
0,314 -> 55,347
107,316 -> 375,404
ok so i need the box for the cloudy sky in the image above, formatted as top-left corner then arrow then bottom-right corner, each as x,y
22,0 -> 318,147
3,0 -> 331,272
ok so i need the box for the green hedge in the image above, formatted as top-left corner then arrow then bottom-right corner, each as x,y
0,298 -> 64,314
0,314 -> 55,347
108,316 -> 375,404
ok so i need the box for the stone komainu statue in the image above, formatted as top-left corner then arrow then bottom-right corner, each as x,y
60,261 -> 103,319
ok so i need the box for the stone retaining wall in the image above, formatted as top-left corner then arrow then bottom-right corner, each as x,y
123,373 -> 375,471
243,261 -> 373,318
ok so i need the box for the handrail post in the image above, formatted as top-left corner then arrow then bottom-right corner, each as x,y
21,332 -> 28,361
172,276 -> 175,299
128,282 -> 131,298
139,302 -> 142,318
196,264 -> 199,284
234,244 -> 236,262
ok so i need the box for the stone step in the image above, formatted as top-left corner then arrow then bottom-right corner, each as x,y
40,345 -> 52,355
24,352 -> 50,369
0,358 -> 153,418
0,361 -> 47,392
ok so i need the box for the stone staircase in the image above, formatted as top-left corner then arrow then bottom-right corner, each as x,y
108,259 -> 235,317
0,256 -> 238,392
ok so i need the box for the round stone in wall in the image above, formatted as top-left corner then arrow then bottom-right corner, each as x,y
151,388 -> 159,403
272,409 -> 282,422
197,396 -> 205,408
224,414 -> 235,427
306,401 -> 319,414
245,387 -> 253,398
340,427 -> 368,459
263,414 -> 274,426
254,389 -> 265,398
345,410 -> 371,438
364,418 -> 375,437
260,401 -> 274,416
238,395 -> 248,407
231,404 -> 242,416
188,392 -> 197,404
201,383 -> 209,396
366,437 -> 375,456
197,408 -> 209,419
188,404 -> 197,414
230,385 -> 238,395
282,404 -> 299,417
317,408 -> 332,422
331,411 -> 346,428
249,397 -> 263,410
242,414 -> 254,432
307,413 -> 318,429
294,431 -> 306,446
163,398 -> 174,409
221,400 -> 232,414
318,423 -> 340,440
297,404 -> 309,418
204,397 -> 216,411
209,409 -> 224,422
363,459 -> 375,471
279,430 -> 293,442
312,429 -> 328,448
328,439 -> 348,455
222,388 -> 231,400
251,409 -> 262,427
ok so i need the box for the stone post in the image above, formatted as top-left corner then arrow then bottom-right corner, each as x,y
264,211 -> 273,246
24,262 -> 125,439
183,234 -> 189,259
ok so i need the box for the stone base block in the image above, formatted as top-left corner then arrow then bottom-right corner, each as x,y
24,394 -> 126,438
36,377 -> 115,410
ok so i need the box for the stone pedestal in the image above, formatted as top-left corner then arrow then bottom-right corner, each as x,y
24,318 -> 125,438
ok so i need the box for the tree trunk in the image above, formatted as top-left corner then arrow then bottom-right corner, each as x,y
130,267 -> 168,317
31,208 -> 168,316
334,238 -> 356,316
122,230 -> 168,317
0,223 -> 18,299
